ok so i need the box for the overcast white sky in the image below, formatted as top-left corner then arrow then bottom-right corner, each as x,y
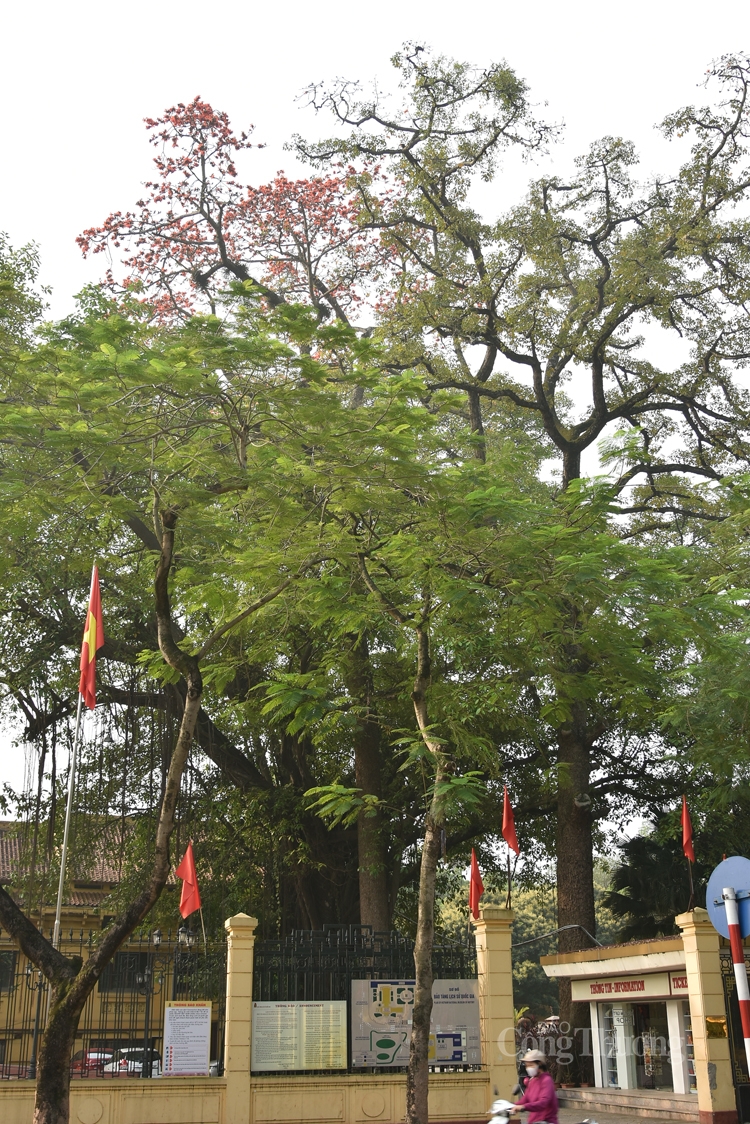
1,0 -> 748,795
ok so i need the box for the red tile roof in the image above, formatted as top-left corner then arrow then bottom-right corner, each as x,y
0,820 -> 121,907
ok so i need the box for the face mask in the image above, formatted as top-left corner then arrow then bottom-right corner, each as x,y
526,1065 -> 539,1077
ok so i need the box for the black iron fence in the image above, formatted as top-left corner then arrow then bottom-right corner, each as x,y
0,927 -> 226,1080
253,924 -> 478,1075
253,924 -> 477,1002
0,923 -> 477,1081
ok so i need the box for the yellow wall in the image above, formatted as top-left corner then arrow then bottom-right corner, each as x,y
0,1072 -> 492,1124
0,1078 -> 225,1124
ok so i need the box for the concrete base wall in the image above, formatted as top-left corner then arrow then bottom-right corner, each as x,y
0,1071 -> 491,1124
251,1071 -> 490,1123
0,1078 -> 225,1124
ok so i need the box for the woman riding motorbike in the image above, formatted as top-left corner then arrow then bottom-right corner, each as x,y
513,1049 -> 559,1124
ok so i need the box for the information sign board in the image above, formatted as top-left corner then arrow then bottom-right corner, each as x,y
351,979 -> 480,1067
163,1000 -> 212,1076
251,1000 -> 348,1072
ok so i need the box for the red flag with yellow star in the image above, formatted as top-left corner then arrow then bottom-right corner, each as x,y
79,566 -> 104,709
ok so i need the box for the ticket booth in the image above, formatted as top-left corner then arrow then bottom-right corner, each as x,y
541,940 -> 697,1096
583,971 -> 696,1093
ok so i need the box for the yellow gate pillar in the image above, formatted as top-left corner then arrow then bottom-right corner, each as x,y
224,913 -> 258,1124
676,908 -> 738,1124
472,905 -> 517,1099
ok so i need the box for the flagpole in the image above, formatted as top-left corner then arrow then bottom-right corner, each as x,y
45,693 -> 84,1027
53,693 -> 83,950
506,850 -> 512,909
687,858 -> 695,912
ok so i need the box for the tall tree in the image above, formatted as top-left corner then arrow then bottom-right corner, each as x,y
298,48 -> 750,1066
0,298 -> 378,1122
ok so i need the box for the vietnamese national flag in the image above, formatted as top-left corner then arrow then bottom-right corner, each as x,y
176,841 -> 202,919
78,566 -> 105,710
682,795 -> 695,863
469,848 -> 484,919
502,785 -> 520,856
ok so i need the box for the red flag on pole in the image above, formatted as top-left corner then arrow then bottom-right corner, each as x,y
176,841 -> 202,919
79,565 -> 105,710
682,795 -> 695,863
502,785 -> 520,856
469,848 -> 484,919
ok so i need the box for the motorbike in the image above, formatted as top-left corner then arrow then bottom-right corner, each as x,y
487,1096 -> 598,1124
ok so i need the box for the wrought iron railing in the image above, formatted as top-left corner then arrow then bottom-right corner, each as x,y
253,924 -> 478,1075
0,927 -> 226,1080
253,924 -> 477,1003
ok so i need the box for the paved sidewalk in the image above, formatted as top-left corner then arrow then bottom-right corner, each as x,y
559,1110 -> 678,1124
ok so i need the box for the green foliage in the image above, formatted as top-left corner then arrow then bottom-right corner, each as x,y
0,234 -> 47,354
437,867 -> 619,1018
602,800 -> 750,941
304,785 -> 382,829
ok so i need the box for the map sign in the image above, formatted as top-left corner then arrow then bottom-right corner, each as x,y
351,979 -> 480,1067
163,1001 -> 212,1076
251,1000 -> 348,1072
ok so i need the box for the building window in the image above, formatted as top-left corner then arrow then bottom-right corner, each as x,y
0,951 -> 16,992
98,951 -> 148,993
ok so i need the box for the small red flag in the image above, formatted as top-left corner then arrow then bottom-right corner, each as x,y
502,785 -> 520,856
79,566 -> 105,710
469,848 -> 484,919
176,841 -> 202,919
682,796 -> 695,863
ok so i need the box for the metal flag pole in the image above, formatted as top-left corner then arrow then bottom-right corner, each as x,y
44,691 -> 84,1028
687,858 -> 695,911
53,693 -> 83,950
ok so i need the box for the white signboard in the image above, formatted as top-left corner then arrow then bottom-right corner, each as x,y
251,1001 -> 348,1072
351,979 -> 480,1067
572,972 -> 673,1002
163,1001 -> 212,1076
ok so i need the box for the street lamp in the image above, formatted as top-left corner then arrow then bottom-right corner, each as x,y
173,925 -> 197,1002
177,925 -> 196,948
136,930 -> 164,1079
25,965 -> 45,1080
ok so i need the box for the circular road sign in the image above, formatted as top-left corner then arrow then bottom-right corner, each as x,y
706,856 -> 750,939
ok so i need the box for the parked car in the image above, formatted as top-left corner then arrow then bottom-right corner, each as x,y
102,1048 -> 160,1077
71,1049 -> 113,1076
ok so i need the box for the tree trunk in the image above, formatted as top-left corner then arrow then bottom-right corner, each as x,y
345,635 -> 390,931
556,715 -> 595,1083
356,745 -> 389,930
467,388 -> 486,463
405,625 -> 446,1124
32,984 -> 81,1124
406,809 -> 442,1124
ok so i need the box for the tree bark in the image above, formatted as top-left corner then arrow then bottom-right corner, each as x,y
555,712 -> 595,1084
467,388 -> 486,463
406,625 -> 447,1124
406,808 -> 442,1124
344,634 -> 390,931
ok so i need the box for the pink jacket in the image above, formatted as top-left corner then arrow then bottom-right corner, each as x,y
515,1071 -> 559,1124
